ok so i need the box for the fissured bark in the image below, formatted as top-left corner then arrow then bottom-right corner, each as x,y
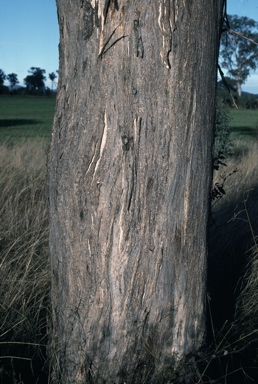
49,0 -> 224,382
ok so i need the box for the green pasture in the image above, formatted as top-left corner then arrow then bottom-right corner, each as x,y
0,95 -> 56,143
229,108 -> 258,140
0,95 -> 258,143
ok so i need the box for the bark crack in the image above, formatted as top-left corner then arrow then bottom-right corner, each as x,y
99,33 -> 128,58
98,19 -> 128,58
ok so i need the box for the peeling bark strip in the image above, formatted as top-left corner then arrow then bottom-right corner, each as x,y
158,0 -> 178,68
49,0 -> 224,382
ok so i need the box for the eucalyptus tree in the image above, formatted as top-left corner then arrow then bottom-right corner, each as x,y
49,1 -> 224,382
24,67 -> 46,91
49,71 -> 57,91
220,14 -> 258,97
7,73 -> 19,90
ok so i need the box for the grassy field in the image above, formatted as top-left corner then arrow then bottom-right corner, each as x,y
0,95 -> 56,143
0,95 -> 257,142
0,96 -> 258,382
230,108 -> 258,140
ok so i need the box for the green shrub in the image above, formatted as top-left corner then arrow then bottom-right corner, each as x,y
217,87 -> 258,110
239,93 -> 258,109
214,103 -> 234,158
0,85 -> 9,95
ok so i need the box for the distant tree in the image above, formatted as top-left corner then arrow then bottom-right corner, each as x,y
24,67 -> 46,92
220,15 -> 258,97
49,72 -> 57,91
0,69 -> 6,86
7,73 -> 19,90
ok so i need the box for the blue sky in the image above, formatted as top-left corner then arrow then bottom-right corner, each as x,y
0,0 -> 258,92
0,0 -> 59,89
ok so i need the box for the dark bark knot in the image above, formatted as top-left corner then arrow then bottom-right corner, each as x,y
83,2 -> 94,40
121,135 -> 133,151
134,19 -> 139,29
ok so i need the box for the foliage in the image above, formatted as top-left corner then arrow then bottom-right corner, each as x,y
217,75 -> 237,92
49,72 -> 57,82
49,71 -> 57,91
240,93 -> 258,109
0,69 -> 6,86
0,85 -> 9,95
212,103 -> 232,202
0,68 -> 58,95
214,103 -> 233,158
220,15 -> 258,97
7,73 -> 19,90
24,67 -> 46,92
217,84 -> 258,109
233,93 -> 258,110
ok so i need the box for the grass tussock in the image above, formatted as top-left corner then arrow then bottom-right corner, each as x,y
210,140 -> 258,267
213,139 -> 258,204
0,141 -> 50,382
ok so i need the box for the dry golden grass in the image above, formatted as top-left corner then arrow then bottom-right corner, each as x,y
0,141 -> 50,380
212,139 -> 258,205
210,140 -> 258,260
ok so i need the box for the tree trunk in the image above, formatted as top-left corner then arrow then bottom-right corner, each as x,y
236,58 -> 242,97
49,1 -> 223,382
237,77 -> 242,97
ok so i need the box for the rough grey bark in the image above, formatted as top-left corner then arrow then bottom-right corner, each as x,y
49,0 -> 224,382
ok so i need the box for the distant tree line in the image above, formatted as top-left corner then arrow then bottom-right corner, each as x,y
0,67 -> 58,95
